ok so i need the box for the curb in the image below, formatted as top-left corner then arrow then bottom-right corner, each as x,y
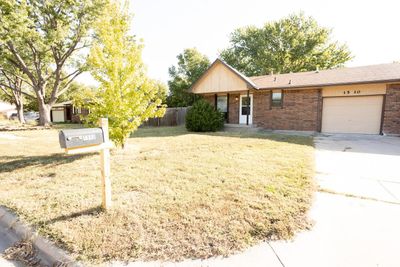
0,206 -> 80,267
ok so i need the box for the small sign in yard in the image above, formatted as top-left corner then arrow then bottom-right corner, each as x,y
58,118 -> 113,210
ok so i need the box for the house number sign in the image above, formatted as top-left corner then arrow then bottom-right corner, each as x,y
343,90 -> 361,95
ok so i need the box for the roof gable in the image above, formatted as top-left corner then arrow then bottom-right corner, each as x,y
190,59 -> 257,94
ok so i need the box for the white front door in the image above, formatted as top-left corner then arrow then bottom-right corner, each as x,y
239,94 -> 253,124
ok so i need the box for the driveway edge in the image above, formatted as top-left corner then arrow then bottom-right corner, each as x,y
0,206 -> 80,267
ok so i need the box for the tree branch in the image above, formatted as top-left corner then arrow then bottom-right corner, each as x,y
0,82 -> 36,99
0,85 -> 13,98
6,41 -> 38,87
61,69 -> 81,81
54,69 -> 82,99
0,68 -> 34,88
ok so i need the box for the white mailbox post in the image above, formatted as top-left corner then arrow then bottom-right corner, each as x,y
99,118 -> 111,210
59,118 -> 113,210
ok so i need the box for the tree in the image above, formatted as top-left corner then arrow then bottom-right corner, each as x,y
0,57 -> 36,123
24,80 -> 92,112
80,0 -> 165,148
167,48 -> 210,107
0,0 -> 105,126
0,67 -> 26,123
220,13 -> 352,76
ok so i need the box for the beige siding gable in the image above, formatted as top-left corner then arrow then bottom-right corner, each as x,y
191,62 -> 250,94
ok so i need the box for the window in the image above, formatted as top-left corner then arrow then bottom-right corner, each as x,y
217,95 -> 228,121
271,90 -> 283,107
217,96 -> 228,112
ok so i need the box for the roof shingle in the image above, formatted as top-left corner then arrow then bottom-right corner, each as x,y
250,62 -> 400,89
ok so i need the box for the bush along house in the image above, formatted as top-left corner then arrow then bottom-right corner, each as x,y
190,59 -> 400,135
50,101 -> 89,123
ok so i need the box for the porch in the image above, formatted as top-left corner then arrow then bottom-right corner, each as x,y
203,92 -> 254,126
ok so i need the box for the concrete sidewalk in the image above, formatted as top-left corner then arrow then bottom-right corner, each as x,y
269,192 -> 400,267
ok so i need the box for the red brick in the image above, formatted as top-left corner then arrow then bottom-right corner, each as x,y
383,84 -> 400,135
253,89 -> 321,131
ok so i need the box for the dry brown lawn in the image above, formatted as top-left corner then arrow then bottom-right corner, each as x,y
0,126 -> 315,264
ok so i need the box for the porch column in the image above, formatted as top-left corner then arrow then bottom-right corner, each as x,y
246,90 -> 249,125
227,93 -> 230,123
214,94 -> 217,110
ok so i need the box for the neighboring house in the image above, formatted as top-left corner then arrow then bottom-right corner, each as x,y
0,101 -> 17,119
50,101 -> 89,123
190,59 -> 400,135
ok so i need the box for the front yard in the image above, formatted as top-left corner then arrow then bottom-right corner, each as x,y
0,126 -> 315,264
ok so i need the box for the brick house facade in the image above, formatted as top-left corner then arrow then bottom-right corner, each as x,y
191,59 -> 400,135
50,101 -> 89,123
252,89 -> 322,131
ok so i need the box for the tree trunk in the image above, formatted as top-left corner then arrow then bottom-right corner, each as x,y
16,103 -> 25,124
38,100 -> 51,126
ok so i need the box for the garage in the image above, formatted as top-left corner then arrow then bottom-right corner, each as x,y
51,108 -> 65,122
322,96 -> 384,134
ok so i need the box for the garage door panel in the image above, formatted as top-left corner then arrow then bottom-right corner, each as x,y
322,96 -> 383,134
52,110 -> 65,122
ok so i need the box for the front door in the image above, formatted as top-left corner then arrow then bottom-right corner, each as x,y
239,94 -> 253,124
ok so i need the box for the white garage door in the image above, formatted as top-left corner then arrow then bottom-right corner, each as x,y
52,110 -> 65,122
322,96 -> 383,134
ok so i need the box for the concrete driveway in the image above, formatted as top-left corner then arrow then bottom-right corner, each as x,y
267,134 -> 400,267
315,134 -> 400,203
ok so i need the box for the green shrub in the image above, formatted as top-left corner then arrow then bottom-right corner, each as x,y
186,99 -> 225,132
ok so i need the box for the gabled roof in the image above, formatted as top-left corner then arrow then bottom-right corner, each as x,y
190,58 -> 258,92
251,62 -> 400,89
217,59 -> 258,89
190,59 -> 400,93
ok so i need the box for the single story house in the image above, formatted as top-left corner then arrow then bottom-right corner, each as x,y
190,59 -> 400,135
50,101 -> 89,123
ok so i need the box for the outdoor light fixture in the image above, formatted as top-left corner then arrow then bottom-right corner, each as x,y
235,96 -> 239,101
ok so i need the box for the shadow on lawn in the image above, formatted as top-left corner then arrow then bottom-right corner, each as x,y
43,206 -> 102,225
0,153 -> 95,173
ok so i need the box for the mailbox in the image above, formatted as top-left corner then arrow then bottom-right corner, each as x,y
59,128 -> 104,149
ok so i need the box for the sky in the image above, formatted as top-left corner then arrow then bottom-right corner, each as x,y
79,0 -> 400,85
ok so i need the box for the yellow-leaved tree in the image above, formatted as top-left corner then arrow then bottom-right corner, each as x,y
80,0 -> 166,148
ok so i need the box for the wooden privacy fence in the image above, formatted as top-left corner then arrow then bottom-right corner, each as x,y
143,107 -> 189,127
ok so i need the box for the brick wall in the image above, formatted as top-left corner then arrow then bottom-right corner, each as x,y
383,84 -> 400,135
203,95 -> 215,107
228,93 -> 239,124
253,89 -> 321,131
